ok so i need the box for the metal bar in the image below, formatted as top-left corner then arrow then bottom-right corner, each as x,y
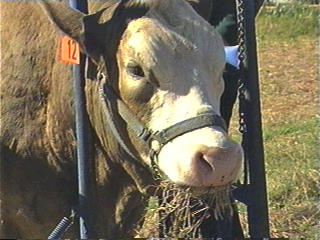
68,0 -> 92,239
240,0 -> 270,238
73,61 -> 93,239
254,0 -> 265,14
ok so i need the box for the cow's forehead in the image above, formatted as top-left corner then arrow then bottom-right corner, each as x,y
119,17 -> 225,75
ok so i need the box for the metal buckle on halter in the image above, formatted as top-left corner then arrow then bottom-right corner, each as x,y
146,131 -> 165,160
147,133 -> 165,180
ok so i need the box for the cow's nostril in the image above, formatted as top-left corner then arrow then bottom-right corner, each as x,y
220,175 -> 225,182
194,151 -> 214,172
158,141 -> 242,187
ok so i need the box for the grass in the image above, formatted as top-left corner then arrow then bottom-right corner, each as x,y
264,118 -> 318,238
229,3 -> 319,238
257,3 -> 319,42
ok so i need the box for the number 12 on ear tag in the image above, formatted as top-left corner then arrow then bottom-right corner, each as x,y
59,36 -> 80,64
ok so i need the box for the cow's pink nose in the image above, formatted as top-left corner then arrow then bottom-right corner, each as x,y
190,145 -> 242,186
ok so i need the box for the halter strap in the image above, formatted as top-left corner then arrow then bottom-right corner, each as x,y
100,84 -> 227,163
151,114 -> 227,146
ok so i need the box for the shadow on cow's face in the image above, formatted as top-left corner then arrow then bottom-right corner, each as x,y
40,0 -> 242,191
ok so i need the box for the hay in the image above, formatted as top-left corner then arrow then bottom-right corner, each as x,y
141,180 -> 233,238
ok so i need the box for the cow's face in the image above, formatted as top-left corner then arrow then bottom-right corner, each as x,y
117,15 -> 242,188
41,0 -> 242,189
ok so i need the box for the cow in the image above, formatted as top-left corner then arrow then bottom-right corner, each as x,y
0,0 -> 244,238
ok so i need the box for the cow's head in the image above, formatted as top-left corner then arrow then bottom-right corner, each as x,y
41,0 -> 242,191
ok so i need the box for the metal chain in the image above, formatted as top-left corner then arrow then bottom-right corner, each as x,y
150,151 -> 163,181
236,0 -> 249,185
236,0 -> 247,135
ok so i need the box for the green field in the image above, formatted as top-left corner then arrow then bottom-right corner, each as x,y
229,3 -> 319,238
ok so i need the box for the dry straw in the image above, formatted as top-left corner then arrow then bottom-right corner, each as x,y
142,180 -> 234,238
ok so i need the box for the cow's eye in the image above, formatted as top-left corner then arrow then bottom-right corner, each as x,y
127,65 -> 145,78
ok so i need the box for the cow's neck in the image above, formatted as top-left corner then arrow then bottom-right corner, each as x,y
90,142 -> 147,237
85,75 -> 154,236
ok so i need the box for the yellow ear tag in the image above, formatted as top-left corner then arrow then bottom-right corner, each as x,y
59,36 -> 80,64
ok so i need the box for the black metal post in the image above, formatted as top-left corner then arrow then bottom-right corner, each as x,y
239,0 -> 270,238
68,0 -> 92,239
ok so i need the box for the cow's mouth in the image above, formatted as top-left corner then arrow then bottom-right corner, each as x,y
146,180 -> 233,237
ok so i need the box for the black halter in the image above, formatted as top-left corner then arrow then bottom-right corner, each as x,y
98,74 -> 227,178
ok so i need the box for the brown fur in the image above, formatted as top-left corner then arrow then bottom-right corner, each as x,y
0,0 -> 223,238
1,2 -> 76,238
0,1 -> 153,238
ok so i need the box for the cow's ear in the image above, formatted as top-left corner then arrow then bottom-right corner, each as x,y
39,1 -> 85,45
39,1 -> 121,64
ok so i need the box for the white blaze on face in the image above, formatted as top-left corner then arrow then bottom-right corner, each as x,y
118,5 -> 242,187
148,87 -> 243,187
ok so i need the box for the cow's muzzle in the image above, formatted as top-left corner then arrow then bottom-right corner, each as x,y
100,82 -> 235,183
